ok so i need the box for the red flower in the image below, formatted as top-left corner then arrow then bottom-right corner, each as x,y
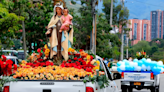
77,66 -> 82,69
13,64 -> 17,70
8,64 -> 12,70
75,53 -> 80,57
74,57 -> 78,61
43,49 -> 45,52
65,63 -> 69,67
50,62 -> 54,66
86,68 -> 92,72
34,60 -> 38,63
1,55 -> 6,61
68,59 -> 72,63
37,48 -> 41,53
79,49 -> 84,52
78,58 -> 82,61
68,52 -> 71,55
90,55 -> 94,60
61,63 -> 65,67
46,61 -> 51,66
38,59 -> 43,62
39,53 -> 43,57
6,59 -> 13,65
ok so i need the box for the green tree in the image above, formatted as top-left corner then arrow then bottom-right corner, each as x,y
0,3 -> 24,49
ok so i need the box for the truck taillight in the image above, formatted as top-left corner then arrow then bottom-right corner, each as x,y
151,73 -> 154,79
86,87 -> 94,92
3,86 -> 9,92
121,72 -> 124,78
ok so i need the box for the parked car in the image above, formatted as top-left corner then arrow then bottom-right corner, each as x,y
5,56 -> 20,65
2,56 -> 120,92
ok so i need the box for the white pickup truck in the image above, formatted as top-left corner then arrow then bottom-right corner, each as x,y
121,71 -> 160,92
2,57 -> 120,92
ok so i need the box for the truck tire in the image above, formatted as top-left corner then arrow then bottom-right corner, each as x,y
121,85 -> 127,92
128,87 -> 133,92
150,87 -> 155,92
155,87 -> 159,92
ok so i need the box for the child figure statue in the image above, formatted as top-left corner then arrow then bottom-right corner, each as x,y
59,7 -> 73,33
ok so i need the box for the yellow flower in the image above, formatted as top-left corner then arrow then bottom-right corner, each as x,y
68,48 -> 72,52
44,44 -> 48,49
25,77 -> 28,80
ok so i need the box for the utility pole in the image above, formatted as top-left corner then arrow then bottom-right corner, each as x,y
120,0 -> 124,60
126,36 -> 128,58
22,20 -> 26,59
110,0 -> 113,25
91,0 -> 97,55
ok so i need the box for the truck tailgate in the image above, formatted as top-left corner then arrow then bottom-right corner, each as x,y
123,72 -> 152,81
9,80 -> 85,92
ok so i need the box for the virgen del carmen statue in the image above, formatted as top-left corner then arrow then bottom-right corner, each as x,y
45,0 -> 74,64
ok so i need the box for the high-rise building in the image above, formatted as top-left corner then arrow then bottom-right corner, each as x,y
128,19 -> 151,45
150,10 -> 164,40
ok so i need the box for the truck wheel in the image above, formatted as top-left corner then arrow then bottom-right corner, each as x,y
150,88 -> 155,92
121,86 -> 127,92
155,87 -> 159,92
128,87 -> 133,92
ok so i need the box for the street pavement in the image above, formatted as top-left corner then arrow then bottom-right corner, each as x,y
114,79 -> 150,92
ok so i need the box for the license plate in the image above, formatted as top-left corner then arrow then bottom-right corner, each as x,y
43,89 -> 51,92
134,82 -> 141,85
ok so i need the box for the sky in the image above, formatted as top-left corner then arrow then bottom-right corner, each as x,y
73,0 -> 164,20
96,0 -> 164,20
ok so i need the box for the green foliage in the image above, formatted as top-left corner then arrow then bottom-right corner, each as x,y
0,76 -> 17,90
83,70 -> 109,89
0,2 -> 24,49
128,39 -> 164,61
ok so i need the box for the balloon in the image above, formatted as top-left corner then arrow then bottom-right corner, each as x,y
120,65 -> 125,71
122,59 -> 127,62
158,61 -> 163,65
136,66 -> 141,71
133,62 -> 138,67
146,66 -> 151,71
138,60 -> 143,66
117,62 -> 122,66
125,65 -> 131,71
141,65 -> 147,71
117,67 -> 122,72
125,61 -> 130,65
133,59 -> 138,62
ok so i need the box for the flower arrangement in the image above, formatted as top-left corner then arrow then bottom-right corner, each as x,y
9,47 -> 109,89
136,50 -> 147,60
0,55 -> 17,76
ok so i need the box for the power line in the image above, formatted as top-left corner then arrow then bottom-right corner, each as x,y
126,0 -> 164,8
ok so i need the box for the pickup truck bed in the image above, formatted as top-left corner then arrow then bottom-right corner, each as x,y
7,80 -> 85,92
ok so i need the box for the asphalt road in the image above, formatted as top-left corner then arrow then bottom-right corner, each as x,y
114,79 -> 150,92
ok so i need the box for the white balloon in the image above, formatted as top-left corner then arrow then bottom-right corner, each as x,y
146,66 -> 151,71
160,68 -> 164,73
136,66 -> 141,71
147,58 -> 151,62
129,62 -> 134,66
141,65 -> 147,71
120,65 -> 125,71
158,61 -> 163,65
133,62 -> 138,67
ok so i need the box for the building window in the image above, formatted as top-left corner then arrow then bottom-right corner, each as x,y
144,24 -> 147,40
134,23 -> 137,40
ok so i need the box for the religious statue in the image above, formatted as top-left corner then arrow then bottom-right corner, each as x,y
45,2 -> 74,63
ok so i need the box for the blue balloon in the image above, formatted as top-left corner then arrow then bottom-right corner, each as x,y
122,59 -> 127,62
133,59 -> 138,62
117,67 -> 122,72
125,61 -> 130,65
142,58 -> 147,62
125,65 -> 131,71
151,61 -> 158,67
138,60 -> 143,66
117,62 -> 122,66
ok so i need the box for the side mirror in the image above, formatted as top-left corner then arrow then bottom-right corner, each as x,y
113,73 -> 121,80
